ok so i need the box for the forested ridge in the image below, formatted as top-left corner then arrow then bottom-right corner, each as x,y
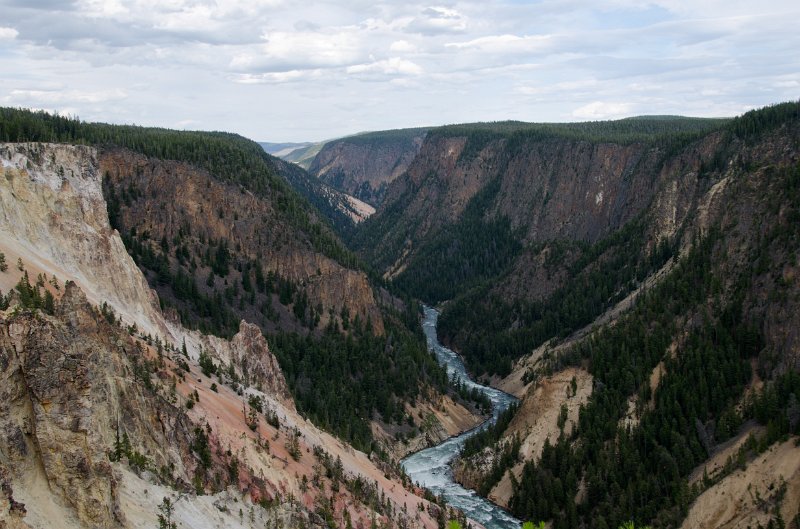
4,100 -> 800,528
438,215 -> 675,376
440,104 -> 800,528
0,107 -> 357,269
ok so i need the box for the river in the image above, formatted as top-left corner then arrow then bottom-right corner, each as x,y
401,306 -> 522,529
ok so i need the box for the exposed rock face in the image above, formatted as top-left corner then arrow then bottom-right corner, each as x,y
0,284 -> 196,529
185,319 -> 291,403
0,141 -> 456,529
99,148 -> 384,335
308,131 -> 426,206
446,117 -> 800,523
372,391 -> 483,460
680,437 -> 800,529
452,367 -> 592,508
0,143 -> 167,338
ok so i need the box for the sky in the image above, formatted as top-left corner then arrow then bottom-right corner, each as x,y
0,0 -> 798,142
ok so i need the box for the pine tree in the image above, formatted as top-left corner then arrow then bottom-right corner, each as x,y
157,496 -> 177,529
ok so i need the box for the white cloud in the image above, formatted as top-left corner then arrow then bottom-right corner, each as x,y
230,30 -> 365,73
0,0 -> 797,140
572,101 -> 633,120
0,27 -> 19,39
347,58 -> 423,76
389,39 -> 418,53
4,88 -> 128,104
231,69 -> 325,84
445,34 -> 553,54
405,6 -> 468,35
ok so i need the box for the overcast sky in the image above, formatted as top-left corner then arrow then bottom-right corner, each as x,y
0,0 -> 798,142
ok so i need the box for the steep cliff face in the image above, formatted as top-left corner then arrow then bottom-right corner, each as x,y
0,141 -> 453,529
358,129 -> 725,282
179,319 -> 291,404
99,148 -> 384,336
308,129 -> 426,206
0,143 -> 166,338
0,283 -> 450,529
0,284 -> 197,529
422,108 -> 800,528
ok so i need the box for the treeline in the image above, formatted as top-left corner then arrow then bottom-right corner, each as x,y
270,320 -> 450,452
392,176 -> 523,303
727,100 -> 800,139
433,115 -> 731,162
336,126 -> 427,146
0,107 -> 357,270
438,216 -> 675,376
461,402 -> 519,458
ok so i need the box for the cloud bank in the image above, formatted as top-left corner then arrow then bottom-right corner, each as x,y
0,0 -> 797,140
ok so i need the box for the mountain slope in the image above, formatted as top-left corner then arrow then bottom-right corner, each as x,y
307,128 -> 427,207
350,102 -> 800,529
1,109 -> 489,460
0,141 -> 466,529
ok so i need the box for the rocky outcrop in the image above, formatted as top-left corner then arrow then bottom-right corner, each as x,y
184,319 -> 291,403
372,392 -> 483,460
309,130 -> 426,206
0,143 -> 167,338
0,141 -> 455,529
0,283 -> 197,528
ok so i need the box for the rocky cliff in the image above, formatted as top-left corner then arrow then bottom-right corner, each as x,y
308,129 -> 426,206
0,143 -> 166,338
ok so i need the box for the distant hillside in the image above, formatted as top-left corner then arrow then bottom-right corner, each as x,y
279,140 -> 328,168
307,128 -> 427,206
258,141 -> 313,157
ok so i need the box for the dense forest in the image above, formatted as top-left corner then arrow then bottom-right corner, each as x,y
435,115 -> 731,163
509,220 -> 797,528
270,316 -> 450,452
429,103 -> 800,378
438,216 -> 675,376
392,175 -> 523,304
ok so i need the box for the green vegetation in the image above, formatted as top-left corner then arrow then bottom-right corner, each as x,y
392,176 -> 523,304
271,318 -> 449,452
0,271 -> 56,314
334,126 -> 427,146
109,428 -> 151,473
276,157 -> 359,237
157,497 -> 177,529
433,115 -> 730,163
461,402 -> 519,458
438,216 -> 674,376
728,100 -> 800,139
0,107 -> 357,270
508,228 -> 759,528
505,159 -> 800,526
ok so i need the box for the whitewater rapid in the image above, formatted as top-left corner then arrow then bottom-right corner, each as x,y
401,306 -> 522,529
